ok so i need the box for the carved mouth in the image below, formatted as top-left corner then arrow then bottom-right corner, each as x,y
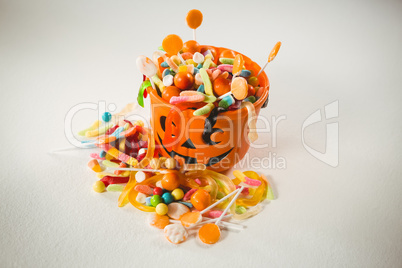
157,134 -> 233,167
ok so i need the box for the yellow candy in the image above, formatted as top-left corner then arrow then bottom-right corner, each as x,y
171,55 -> 181,65
186,59 -> 197,67
199,68 -> 213,95
119,138 -> 126,151
178,65 -> 187,73
171,188 -> 184,200
152,75 -> 165,91
155,203 -> 168,215
93,181 -> 105,193
203,58 -> 212,69
134,120 -> 144,127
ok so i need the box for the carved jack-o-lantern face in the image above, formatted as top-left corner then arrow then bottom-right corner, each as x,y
150,46 -> 270,172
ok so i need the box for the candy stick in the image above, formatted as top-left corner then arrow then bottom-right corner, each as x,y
186,9 -> 203,42
257,41 -> 281,77
136,55 -> 158,91
215,186 -> 244,226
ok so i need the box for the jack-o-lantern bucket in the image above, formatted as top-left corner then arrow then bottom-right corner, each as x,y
150,46 -> 269,172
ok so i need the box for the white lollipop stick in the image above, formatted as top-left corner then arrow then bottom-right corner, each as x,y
199,188 -> 241,215
193,29 -> 196,42
257,41 -> 281,77
215,186 -> 244,225
177,52 -> 186,65
256,61 -> 269,77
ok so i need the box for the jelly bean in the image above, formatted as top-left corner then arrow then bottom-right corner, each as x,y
186,9 -> 203,29
78,120 -> 102,136
153,187 -> 163,196
165,57 -> 179,73
232,54 -> 244,75
162,34 -> 183,56
183,40 -> 201,53
181,51 -> 194,60
162,192 -> 174,204
218,94 -> 235,109
244,96 -> 256,103
193,103 -> 214,116
135,192 -> 147,204
231,77 -> 248,100
145,196 -> 152,206
196,63 -> 203,69
93,181 -> 105,193
169,95 -> 204,104
213,77 -> 231,97
167,202 -> 190,220
161,172 -> 180,190
102,112 -> 112,122
162,68 -> 171,77
197,84 -> 205,93
203,58 -> 212,69
107,184 -> 125,192
171,55 -> 181,65
198,223 -> 221,244
171,188 -> 184,200
248,76 -> 259,87
88,159 -> 102,172
218,71 -> 229,80
161,61 -> 169,68
239,69 -> 251,78
191,189 -> 211,211
174,72 -> 194,90
162,74 -> 174,87
155,203 -> 168,215
148,213 -> 170,229
199,68 -> 213,95
162,86 -> 181,102
217,64 -> 233,73
194,178 -> 202,185
228,99 -> 242,110
102,160 -> 119,168
151,195 -> 162,207
247,84 -> 256,97
183,188 -> 197,201
178,201 -> 193,208
134,184 -> 154,195
164,224 -> 188,244
193,52 -> 204,64
219,58 -> 234,64
85,122 -> 114,137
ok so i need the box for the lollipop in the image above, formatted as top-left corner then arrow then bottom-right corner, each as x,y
136,55 -> 158,91
232,54 -> 244,79
186,9 -> 203,41
162,34 -> 185,64
257,41 -> 282,77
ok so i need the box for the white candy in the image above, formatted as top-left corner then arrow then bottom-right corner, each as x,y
135,171 -> 146,183
164,224 -> 188,244
167,202 -> 190,220
195,73 -> 203,85
193,52 -> 204,64
156,180 -> 164,189
138,148 -> 147,156
186,64 -> 194,74
136,192 -> 147,204
136,55 -> 157,77
163,74 -> 174,87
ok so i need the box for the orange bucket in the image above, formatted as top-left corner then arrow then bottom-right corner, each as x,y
149,46 -> 269,172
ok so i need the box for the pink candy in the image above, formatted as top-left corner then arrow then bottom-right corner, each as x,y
90,153 -> 105,160
244,177 -> 262,186
183,188 -> 197,201
217,64 -> 233,73
194,178 -> 202,185
170,94 -> 205,104
204,210 -> 224,218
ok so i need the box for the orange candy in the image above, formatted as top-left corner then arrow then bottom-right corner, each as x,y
198,223 -> 221,244
231,77 -> 248,100
213,77 -> 231,97
174,72 -> 194,90
183,40 -> 201,54
88,159 -> 102,173
179,211 -> 202,227
268,41 -> 282,62
219,49 -> 236,59
247,84 -> 255,97
149,214 -> 170,229
232,54 -> 244,75
161,173 -> 181,191
162,86 -> 181,102
186,9 -> 203,29
162,34 -> 183,56
191,189 -> 211,211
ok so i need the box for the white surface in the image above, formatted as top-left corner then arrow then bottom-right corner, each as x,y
1,0 -> 402,267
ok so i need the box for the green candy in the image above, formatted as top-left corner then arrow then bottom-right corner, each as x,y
219,58 -> 235,64
235,206 -> 247,214
216,191 -> 225,199
244,96 -> 256,103
150,195 -> 162,207
106,184 -> 125,192
137,80 -> 151,108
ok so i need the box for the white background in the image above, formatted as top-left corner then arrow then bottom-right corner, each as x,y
1,0 -> 401,267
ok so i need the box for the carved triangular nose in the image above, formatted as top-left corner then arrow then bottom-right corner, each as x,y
181,138 -> 196,149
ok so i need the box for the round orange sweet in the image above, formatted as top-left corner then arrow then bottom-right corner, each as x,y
183,40 -> 201,54
213,77 -> 231,97
161,173 -> 180,191
162,86 -> 181,102
191,189 -> 211,211
219,49 -> 236,59
174,72 -> 194,90
162,34 -> 183,56
186,9 -> 203,29
198,223 -> 221,244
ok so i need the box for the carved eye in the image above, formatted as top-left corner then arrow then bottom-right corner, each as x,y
160,116 -> 166,132
202,107 -> 225,145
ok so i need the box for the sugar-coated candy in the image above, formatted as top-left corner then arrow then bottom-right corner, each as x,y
135,171 -> 146,183
216,64 -> 233,73
193,52 -> 204,64
193,103 -> 214,116
239,70 -> 251,78
155,203 -> 168,215
219,58 -> 234,64
100,175 -> 129,187
88,159 -> 102,173
202,58 -> 212,69
199,68 -> 213,95
93,181 -> 106,193
134,184 -> 153,195
190,189 -> 211,211
171,188 -> 184,200
161,172 -> 180,190
102,112 -> 112,122
153,187 -> 163,196
164,224 -> 188,244
148,213 -> 170,229
198,223 -> 221,244
136,192 -> 147,203
231,77 -> 248,100
197,84 -> 205,93
106,184 -> 125,192
196,63 -> 202,69
161,61 -> 169,68
187,64 -> 194,74
194,72 -> 203,86
193,67 -> 199,74
85,122 -> 114,137
169,94 -> 204,104
171,55 -> 181,65
145,197 -> 152,206
165,57 -> 179,73
167,202 -> 190,220
102,160 -> 119,168
162,74 -> 174,87
218,94 -> 235,109
162,192 -> 174,204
